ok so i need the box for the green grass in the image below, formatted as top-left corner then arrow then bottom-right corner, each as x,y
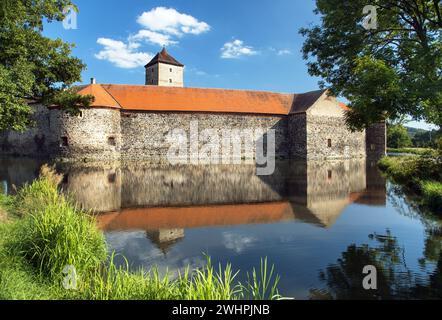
378,156 -> 442,213
420,181 -> 442,212
0,165 -> 281,300
387,147 -> 436,156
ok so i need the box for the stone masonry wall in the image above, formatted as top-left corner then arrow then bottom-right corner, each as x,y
305,115 -> 366,160
0,107 -> 380,162
366,122 -> 387,159
0,104 -> 51,157
49,108 -> 121,160
120,112 -> 289,162
288,113 -> 307,159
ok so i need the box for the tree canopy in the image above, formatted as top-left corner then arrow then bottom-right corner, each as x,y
387,124 -> 413,148
300,0 -> 442,131
0,0 -> 93,131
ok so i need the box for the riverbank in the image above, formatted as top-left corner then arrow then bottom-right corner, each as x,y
378,155 -> 442,213
0,166 -> 280,300
387,148 -> 435,156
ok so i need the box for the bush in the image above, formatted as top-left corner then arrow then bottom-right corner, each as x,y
11,165 -> 62,218
420,181 -> 442,212
379,156 -> 442,214
8,165 -> 106,280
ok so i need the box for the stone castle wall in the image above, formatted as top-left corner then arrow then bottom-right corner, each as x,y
0,105 -> 385,161
366,122 -> 387,159
120,111 -> 289,162
49,108 -> 121,160
306,115 -> 366,160
0,105 -> 52,156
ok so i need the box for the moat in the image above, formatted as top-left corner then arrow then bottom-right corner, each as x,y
1,157 -> 441,299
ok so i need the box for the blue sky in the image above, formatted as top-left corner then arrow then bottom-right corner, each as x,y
44,0 -> 319,92
43,0 -> 435,130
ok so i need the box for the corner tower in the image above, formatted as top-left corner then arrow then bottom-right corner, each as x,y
145,48 -> 184,87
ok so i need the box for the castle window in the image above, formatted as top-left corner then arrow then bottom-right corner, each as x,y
169,79 -> 172,83
77,111 -> 83,119
170,68 -> 172,72
108,136 -> 116,146
328,170 -> 333,180
61,136 -> 69,147
327,139 -> 332,148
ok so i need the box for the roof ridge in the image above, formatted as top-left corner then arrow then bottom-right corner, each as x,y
99,84 -> 122,108
77,84 -> 121,109
101,84 -> 296,96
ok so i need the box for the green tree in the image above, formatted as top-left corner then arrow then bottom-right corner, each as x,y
412,129 -> 441,148
300,0 -> 442,131
0,0 -> 93,131
387,124 -> 413,148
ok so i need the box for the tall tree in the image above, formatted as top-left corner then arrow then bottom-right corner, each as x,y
387,124 -> 413,148
300,0 -> 442,131
0,0 -> 93,131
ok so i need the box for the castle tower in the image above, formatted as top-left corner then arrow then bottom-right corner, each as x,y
144,48 -> 184,87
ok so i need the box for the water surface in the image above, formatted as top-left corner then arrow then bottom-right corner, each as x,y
1,157 -> 441,299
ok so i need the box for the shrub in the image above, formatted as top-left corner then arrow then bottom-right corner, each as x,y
14,202 -> 107,281
420,181 -> 442,212
8,165 -> 106,280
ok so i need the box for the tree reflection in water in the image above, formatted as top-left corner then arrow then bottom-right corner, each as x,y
311,186 -> 442,300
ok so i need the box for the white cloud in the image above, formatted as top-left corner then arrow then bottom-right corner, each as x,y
223,232 -> 257,253
95,38 -> 153,69
95,8 -> 209,69
221,39 -> 258,59
130,30 -> 177,47
277,49 -> 292,56
137,7 -> 210,36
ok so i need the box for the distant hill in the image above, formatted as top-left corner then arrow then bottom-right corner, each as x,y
406,126 -> 428,138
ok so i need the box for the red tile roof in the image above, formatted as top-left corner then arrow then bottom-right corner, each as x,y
102,84 -> 298,115
338,102 -> 350,111
73,84 -> 331,115
97,202 -> 295,231
75,84 -> 121,109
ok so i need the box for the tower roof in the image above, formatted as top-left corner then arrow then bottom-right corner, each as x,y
145,48 -> 184,68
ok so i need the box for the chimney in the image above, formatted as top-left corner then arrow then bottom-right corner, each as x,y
90,77 -> 96,84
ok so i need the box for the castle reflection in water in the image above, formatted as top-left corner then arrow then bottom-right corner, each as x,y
0,158 -> 386,254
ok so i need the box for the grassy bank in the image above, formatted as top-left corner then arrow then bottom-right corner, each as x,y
0,166 -> 281,300
387,147 -> 435,156
378,156 -> 442,212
